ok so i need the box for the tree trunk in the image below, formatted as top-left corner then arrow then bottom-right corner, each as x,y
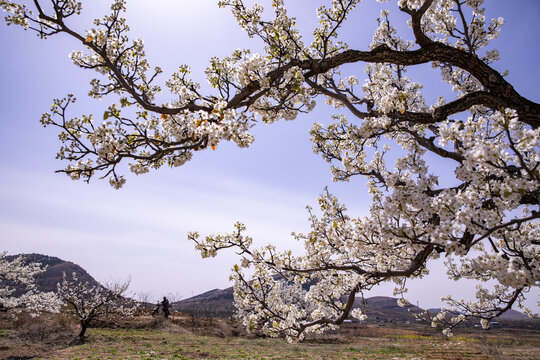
78,321 -> 88,338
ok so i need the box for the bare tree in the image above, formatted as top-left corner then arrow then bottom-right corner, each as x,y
135,291 -> 154,310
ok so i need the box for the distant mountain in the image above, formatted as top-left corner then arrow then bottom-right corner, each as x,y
497,309 -> 530,320
4,253 -> 100,294
174,285 -> 423,322
427,307 -> 531,321
356,296 -> 423,321
175,287 -> 235,318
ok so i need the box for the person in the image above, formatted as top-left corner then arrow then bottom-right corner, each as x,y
161,296 -> 170,318
152,301 -> 161,317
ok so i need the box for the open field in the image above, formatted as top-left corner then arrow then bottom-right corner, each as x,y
40,329 -> 540,360
1,314 -> 539,360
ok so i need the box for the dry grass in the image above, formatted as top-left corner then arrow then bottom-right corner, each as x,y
0,312 -> 78,359
472,334 -> 540,360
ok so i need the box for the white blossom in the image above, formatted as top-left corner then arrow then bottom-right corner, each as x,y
0,252 -> 61,316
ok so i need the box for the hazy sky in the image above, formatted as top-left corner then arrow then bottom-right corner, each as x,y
1,0 -> 539,309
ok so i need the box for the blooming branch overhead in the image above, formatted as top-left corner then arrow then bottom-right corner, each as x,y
2,0 -> 539,340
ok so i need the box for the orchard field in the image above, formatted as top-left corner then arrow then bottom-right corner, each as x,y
1,313 -> 539,360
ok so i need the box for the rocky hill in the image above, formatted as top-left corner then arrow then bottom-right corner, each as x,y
175,287 -> 235,318
4,253 -> 100,294
356,296 -> 422,322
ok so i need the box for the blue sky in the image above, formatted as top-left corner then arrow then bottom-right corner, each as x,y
1,0 -> 539,309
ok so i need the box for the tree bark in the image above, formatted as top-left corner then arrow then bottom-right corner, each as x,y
78,320 -> 88,338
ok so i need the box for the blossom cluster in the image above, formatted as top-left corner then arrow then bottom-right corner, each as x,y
0,252 -> 61,316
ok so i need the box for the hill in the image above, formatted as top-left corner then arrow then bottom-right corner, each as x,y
3,253 -> 100,294
175,287 -> 235,318
357,296 -> 423,322
174,285 -> 423,323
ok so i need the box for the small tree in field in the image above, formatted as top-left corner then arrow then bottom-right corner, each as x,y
1,0 -> 539,340
57,272 -> 136,338
0,252 -> 61,316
